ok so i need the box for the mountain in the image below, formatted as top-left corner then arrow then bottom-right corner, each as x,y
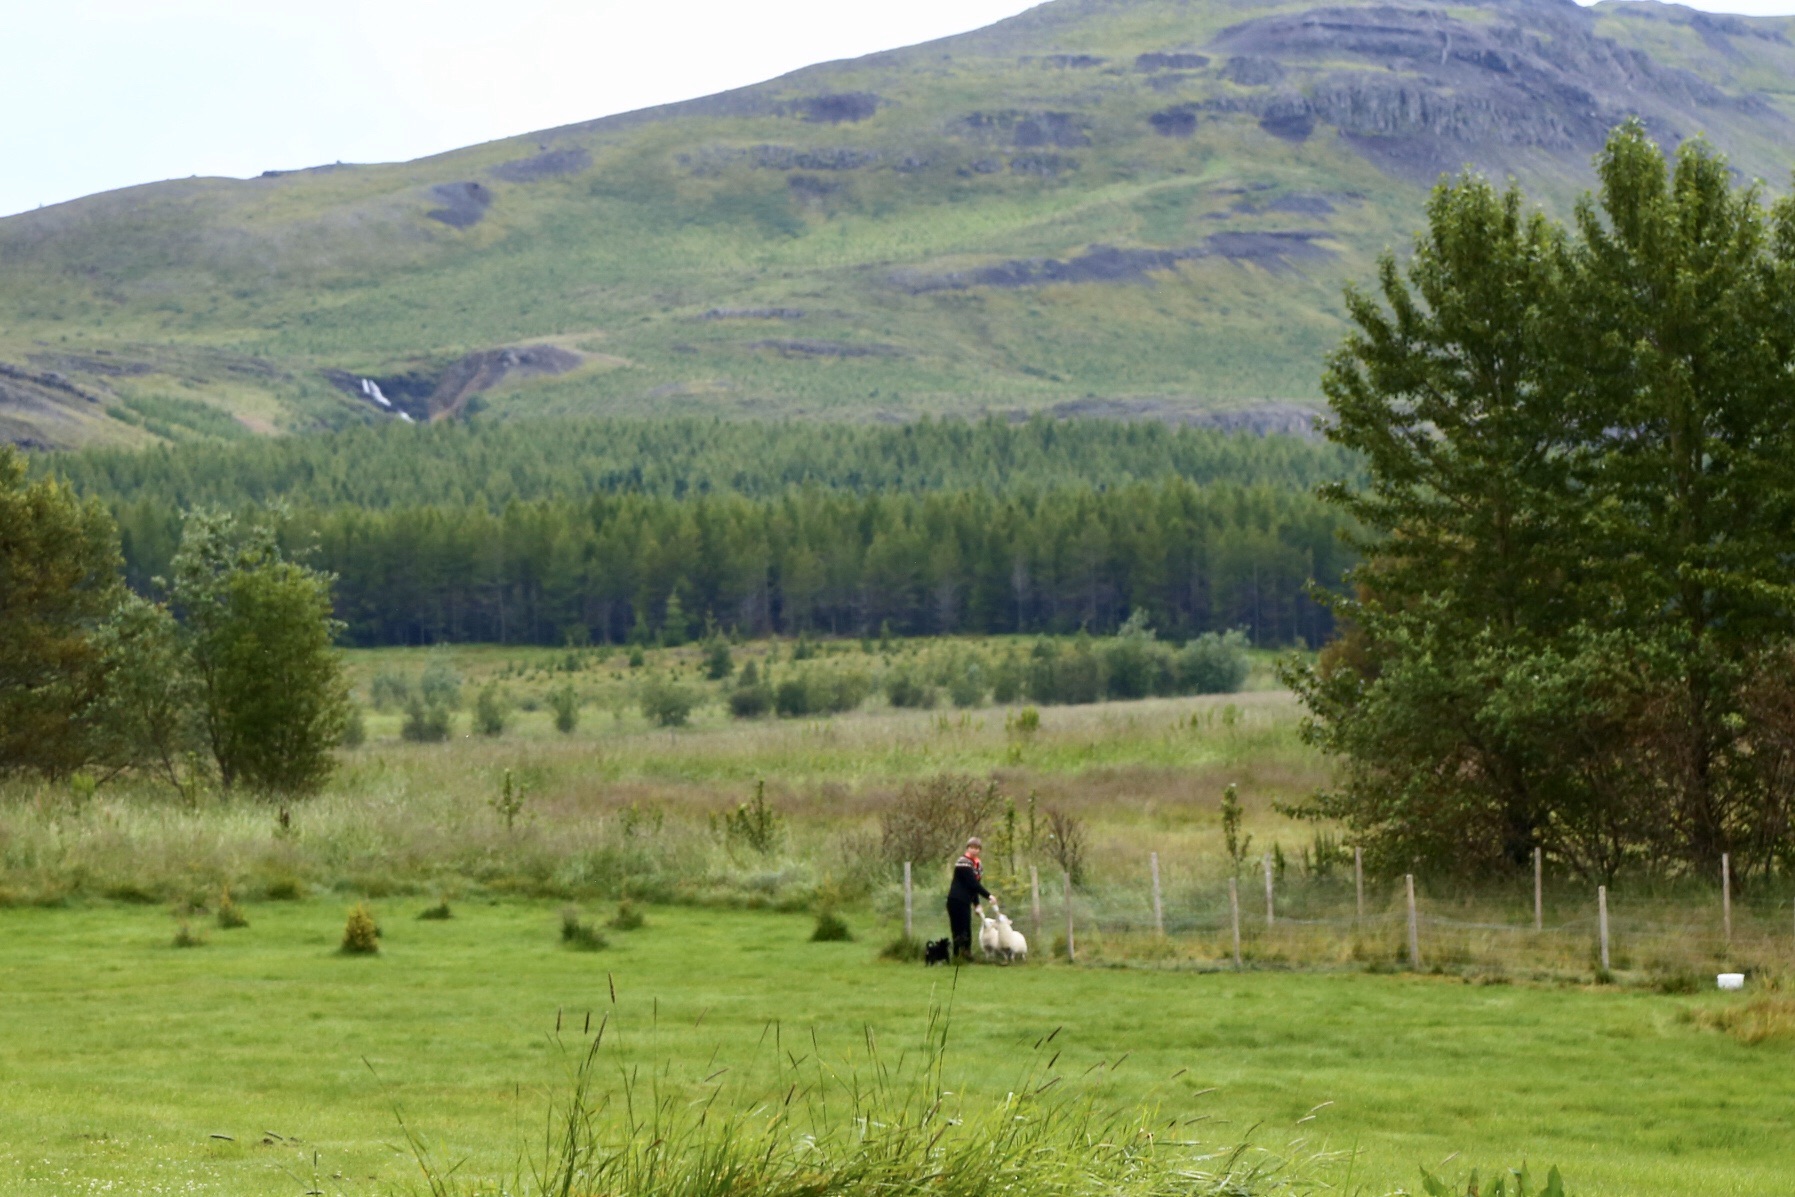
3,0 -> 1792,449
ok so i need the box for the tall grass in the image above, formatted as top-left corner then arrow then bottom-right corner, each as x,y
396,992 -> 1339,1197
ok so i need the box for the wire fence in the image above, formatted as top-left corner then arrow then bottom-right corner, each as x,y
899,856 -> 1795,980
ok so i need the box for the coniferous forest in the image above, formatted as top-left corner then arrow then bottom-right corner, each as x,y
50,418 -> 1355,647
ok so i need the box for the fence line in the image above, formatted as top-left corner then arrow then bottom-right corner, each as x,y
923,855 -> 1795,976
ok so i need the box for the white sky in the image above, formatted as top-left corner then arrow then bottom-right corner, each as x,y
3,0 -> 1791,218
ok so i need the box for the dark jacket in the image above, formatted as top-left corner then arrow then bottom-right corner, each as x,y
947,853 -> 992,905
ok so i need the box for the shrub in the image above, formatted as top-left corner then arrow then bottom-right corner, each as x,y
339,704 -> 366,747
418,899 -> 454,920
491,768 -> 524,831
879,934 -> 924,961
1102,612 -> 1173,699
401,698 -> 451,742
720,780 -> 782,855
640,676 -> 697,728
885,670 -> 938,709
1044,807 -> 1088,886
811,910 -> 853,942
215,887 -> 248,929
473,683 -> 508,737
702,638 -> 734,680
774,669 -> 871,718
1007,707 -> 1040,736
1175,630 -> 1251,694
729,682 -> 773,718
560,907 -> 607,951
419,653 -> 462,709
879,774 -> 1003,868
608,900 -> 646,931
990,653 -> 1025,704
549,685 -> 580,734
172,921 -> 206,948
340,903 -> 380,955
729,661 -> 774,717
947,662 -> 987,709
369,670 -> 409,712
1026,639 -> 1104,705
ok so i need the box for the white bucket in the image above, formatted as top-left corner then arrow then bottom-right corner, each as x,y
1717,973 -> 1745,991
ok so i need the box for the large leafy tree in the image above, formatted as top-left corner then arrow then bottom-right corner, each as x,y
1288,123 -> 1795,882
172,511 -> 350,794
0,447 -> 123,776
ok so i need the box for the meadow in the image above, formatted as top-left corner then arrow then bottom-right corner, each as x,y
3,902 -> 1795,1197
5,642 -> 1795,1196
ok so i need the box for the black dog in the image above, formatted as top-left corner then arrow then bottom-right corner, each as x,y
923,938 -> 951,966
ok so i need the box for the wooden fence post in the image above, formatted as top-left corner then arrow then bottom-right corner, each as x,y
1064,871 -> 1076,964
1150,851 -> 1164,936
1229,876 -> 1242,969
903,862 -> 913,940
1263,852 -> 1275,928
1597,884 -> 1610,972
1405,874 -> 1421,969
1722,852 -> 1733,951
1354,846 -> 1364,923
1030,866 -> 1042,946
1533,846 -> 1543,932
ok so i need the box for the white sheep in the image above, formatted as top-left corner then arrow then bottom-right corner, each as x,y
979,913 -> 1002,959
995,912 -> 1027,963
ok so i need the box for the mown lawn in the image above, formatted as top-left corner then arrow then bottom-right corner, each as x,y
0,901 -> 1788,1196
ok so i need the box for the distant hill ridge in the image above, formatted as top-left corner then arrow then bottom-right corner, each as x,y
2,0 -> 1790,448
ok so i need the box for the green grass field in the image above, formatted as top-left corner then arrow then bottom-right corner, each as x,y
2,900 -> 1792,1197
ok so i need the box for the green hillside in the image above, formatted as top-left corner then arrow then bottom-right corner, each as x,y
2,0 -> 1792,447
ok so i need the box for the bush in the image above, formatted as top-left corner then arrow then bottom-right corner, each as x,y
608,899 -> 646,931
369,670 -> 409,712
560,907 -> 607,951
702,638 -> 734,680
640,676 -> 698,727
728,661 -> 774,718
811,910 -> 853,942
419,653 -> 462,709
720,780 -> 782,855
339,704 -> 366,747
729,682 -> 773,718
880,774 -> 1003,868
775,670 -> 869,718
885,670 -> 938,709
879,934 -> 924,961
473,683 -> 508,737
215,887 -> 248,929
1103,615 -> 1175,699
990,653 -> 1025,704
947,661 -> 987,709
340,903 -> 380,955
1044,807 -> 1088,886
418,899 -> 454,920
1026,640 -> 1105,706
1175,630 -> 1251,694
172,921 -> 206,949
549,685 -> 580,734
401,698 -> 451,742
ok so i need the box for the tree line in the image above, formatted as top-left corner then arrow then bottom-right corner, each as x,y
106,479 -> 1350,647
1286,123 -> 1795,885
51,415 -> 1357,509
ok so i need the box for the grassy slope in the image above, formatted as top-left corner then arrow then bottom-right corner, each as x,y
1,901 -> 1792,1196
2,0 -> 1792,445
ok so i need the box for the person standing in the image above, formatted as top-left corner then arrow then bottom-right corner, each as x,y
946,837 -> 993,961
